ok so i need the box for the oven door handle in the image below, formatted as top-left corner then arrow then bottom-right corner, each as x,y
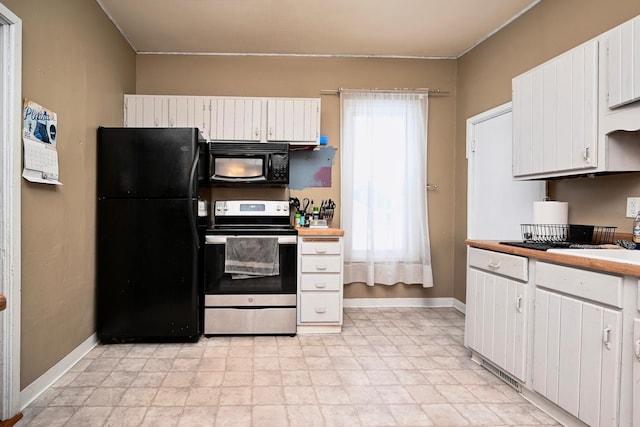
205,235 -> 297,245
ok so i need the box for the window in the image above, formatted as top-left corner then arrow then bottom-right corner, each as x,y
341,91 -> 433,287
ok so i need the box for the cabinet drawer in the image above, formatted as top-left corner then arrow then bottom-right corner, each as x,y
301,239 -> 341,255
536,262 -> 623,308
299,293 -> 341,323
468,247 -> 528,281
301,255 -> 342,273
300,273 -> 342,291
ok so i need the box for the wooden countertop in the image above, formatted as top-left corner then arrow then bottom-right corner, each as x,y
296,227 -> 344,237
466,240 -> 640,277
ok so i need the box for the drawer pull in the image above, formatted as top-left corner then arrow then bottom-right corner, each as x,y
487,260 -> 501,269
315,307 -> 327,314
635,340 -> 640,361
315,265 -> 327,271
603,326 -> 612,350
315,248 -> 327,254
314,283 -> 327,289
515,296 -> 523,313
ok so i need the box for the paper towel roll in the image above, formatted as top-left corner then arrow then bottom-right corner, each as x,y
533,201 -> 568,224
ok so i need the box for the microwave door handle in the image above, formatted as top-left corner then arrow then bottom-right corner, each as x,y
212,176 -> 266,182
268,155 -> 272,179
188,150 -> 199,251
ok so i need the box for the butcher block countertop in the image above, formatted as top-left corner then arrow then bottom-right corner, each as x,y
466,239 -> 640,277
296,227 -> 344,237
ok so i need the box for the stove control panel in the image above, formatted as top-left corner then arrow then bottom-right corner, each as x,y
214,200 -> 290,217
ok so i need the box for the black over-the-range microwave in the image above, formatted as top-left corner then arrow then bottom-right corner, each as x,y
208,142 -> 290,185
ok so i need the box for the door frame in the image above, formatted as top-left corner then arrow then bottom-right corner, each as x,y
0,2 -> 21,419
466,102 -> 512,239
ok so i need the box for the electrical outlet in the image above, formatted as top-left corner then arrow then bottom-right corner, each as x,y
626,197 -> 640,218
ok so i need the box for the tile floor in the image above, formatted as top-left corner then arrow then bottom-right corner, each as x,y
18,307 -> 560,426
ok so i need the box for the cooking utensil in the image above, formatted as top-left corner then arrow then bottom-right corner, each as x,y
302,198 -> 310,213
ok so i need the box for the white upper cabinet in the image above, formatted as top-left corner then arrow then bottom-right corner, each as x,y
267,98 -> 320,144
607,15 -> 640,109
210,97 -> 264,142
512,40 -> 599,178
512,14 -> 640,180
125,95 -> 321,145
124,95 -> 168,128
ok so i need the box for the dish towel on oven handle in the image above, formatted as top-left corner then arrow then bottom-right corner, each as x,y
225,237 -> 280,279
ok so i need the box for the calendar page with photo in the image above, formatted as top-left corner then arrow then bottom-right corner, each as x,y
22,98 -> 62,185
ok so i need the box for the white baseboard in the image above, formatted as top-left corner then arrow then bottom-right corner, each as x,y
343,297 -> 456,308
452,298 -> 466,314
20,333 -> 98,410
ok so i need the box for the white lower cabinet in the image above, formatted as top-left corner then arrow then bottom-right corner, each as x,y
533,262 -> 622,427
465,248 -> 528,381
297,236 -> 343,332
633,318 -> 640,427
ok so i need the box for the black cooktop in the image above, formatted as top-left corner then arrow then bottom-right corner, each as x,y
500,241 -> 604,251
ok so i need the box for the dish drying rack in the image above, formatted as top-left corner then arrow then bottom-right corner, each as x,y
521,224 -> 617,244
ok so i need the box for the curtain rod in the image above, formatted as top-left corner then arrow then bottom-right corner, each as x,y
319,87 -> 449,95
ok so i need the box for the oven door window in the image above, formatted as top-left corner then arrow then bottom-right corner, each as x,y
205,241 -> 296,294
213,157 -> 264,180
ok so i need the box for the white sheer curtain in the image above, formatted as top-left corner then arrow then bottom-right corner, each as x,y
341,91 -> 433,288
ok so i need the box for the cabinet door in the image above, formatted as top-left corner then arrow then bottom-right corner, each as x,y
533,288 -> 621,426
194,97 -> 211,141
267,98 -> 320,143
124,95 -> 168,128
633,318 -> 640,427
607,15 -> 640,109
465,268 -> 527,381
139,96 -> 168,127
166,97 -> 178,128
211,98 -> 262,141
124,95 -> 138,127
513,40 -> 598,178
174,97 -> 196,128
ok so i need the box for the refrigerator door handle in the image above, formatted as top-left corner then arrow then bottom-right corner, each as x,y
188,148 -> 200,251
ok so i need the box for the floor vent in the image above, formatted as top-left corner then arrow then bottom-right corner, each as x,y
481,360 -> 522,392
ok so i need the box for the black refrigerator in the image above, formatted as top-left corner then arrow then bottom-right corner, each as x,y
96,127 -> 204,342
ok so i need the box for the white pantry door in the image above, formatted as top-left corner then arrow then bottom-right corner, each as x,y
467,102 -> 545,240
0,1 -> 21,420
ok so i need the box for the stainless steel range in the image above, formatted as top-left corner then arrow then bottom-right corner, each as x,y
203,200 -> 297,335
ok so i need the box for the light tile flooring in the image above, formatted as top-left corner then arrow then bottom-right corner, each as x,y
19,308 -> 560,426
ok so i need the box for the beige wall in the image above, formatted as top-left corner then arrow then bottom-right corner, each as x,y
2,0 -> 136,388
454,0 -> 640,303
137,56 -> 458,299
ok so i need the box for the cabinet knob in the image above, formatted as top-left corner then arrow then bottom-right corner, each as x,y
635,340 -> 640,360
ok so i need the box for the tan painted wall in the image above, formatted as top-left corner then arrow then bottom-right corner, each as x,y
2,0 -> 136,388
455,0 -> 640,302
137,56 -> 458,299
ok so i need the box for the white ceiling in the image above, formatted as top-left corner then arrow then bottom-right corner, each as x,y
97,0 -> 540,59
